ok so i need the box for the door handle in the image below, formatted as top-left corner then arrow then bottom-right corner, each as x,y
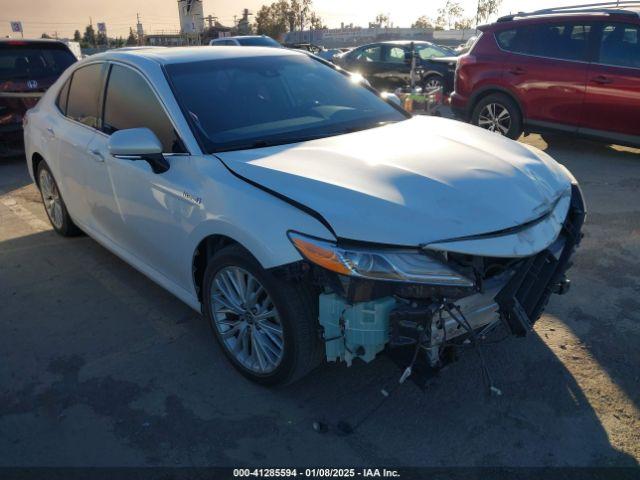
592,75 -> 613,85
89,148 -> 105,162
46,127 -> 55,138
509,67 -> 526,75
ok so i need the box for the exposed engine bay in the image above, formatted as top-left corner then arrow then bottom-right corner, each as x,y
277,185 -> 586,389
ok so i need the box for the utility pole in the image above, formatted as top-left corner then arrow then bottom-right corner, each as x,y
204,14 -> 217,29
136,13 -> 144,46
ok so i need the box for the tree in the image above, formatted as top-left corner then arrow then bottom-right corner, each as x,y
96,32 -> 108,46
254,0 -> 323,38
372,13 -> 390,28
476,0 -> 502,25
437,0 -> 464,30
126,28 -> 137,46
255,3 -> 287,39
309,12 -> 326,30
411,15 -> 433,29
455,17 -> 474,30
41,33 -> 52,39
82,24 -> 96,47
73,30 -> 82,42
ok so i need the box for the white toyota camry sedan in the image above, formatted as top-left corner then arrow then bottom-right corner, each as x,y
24,46 -> 585,385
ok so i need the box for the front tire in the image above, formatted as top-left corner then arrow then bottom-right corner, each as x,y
36,161 -> 81,237
422,75 -> 444,91
202,244 -> 322,385
471,93 -> 523,140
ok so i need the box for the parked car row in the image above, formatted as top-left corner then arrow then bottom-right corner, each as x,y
0,39 -> 77,156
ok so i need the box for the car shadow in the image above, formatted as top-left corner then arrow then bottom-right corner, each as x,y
1,145 -> 638,467
0,154 -> 31,194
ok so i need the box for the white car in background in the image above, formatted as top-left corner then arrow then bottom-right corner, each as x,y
23,46 -> 585,385
209,35 -> 281,47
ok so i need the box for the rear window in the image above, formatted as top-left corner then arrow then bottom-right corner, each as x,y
236,37 -> 280,47
0,43 -> 76,81
65,63 -> 104,129
599,23 -> 640,68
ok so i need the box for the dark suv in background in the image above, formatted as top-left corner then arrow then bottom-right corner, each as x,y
0,39 -> 76,156
450,3 -> 640,147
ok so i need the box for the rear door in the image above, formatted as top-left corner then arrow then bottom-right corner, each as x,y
55,62 -> 107,224
580,22 -> 640,142
379,44 -> 411,91
496,21 -> 592,131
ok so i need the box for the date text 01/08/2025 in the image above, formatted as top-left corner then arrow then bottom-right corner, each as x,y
233,468 -> 401,478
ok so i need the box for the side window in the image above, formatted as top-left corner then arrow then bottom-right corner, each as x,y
529,23 -> 591,61
355,46 -> 382,62
103,64 -> 185,153
387,47 -> 406,63
496,28 -> 530,54
599,23 -> 640,68
66,63 -> 104,128
55,77 -> 71,115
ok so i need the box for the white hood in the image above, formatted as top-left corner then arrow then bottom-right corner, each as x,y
217,116 -> 572,248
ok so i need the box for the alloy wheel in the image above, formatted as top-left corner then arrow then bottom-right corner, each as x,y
39,168 -> 64,229
210,266 -> 284,374
477,103 -> 512,135
424,78 -> 443,90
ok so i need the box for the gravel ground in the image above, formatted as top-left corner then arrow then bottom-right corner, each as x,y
0,132 -> 638,468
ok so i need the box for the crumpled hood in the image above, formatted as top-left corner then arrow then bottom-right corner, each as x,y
217,116 -> 572,247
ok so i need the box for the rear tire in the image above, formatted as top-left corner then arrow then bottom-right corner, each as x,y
202,244 -> 322,385
471,93 -> 523,140
36,161 -> 82,237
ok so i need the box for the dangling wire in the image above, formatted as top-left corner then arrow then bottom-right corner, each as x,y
444,303 -> 502,396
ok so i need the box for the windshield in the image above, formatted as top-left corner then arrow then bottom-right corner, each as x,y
0,44 -> 76,81
166,54 -> 407,153
237,37 -> 281,47
416,43 -> 455,59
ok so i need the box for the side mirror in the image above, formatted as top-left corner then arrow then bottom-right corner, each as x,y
108,128 -> 169,174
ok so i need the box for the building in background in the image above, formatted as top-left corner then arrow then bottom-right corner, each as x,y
285,26 -> 478,49
178,0 -> 205,34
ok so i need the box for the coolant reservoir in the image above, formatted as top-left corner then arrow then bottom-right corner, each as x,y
319,294 -> 396,366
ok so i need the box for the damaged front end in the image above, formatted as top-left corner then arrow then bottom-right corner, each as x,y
283,185 -> 585,380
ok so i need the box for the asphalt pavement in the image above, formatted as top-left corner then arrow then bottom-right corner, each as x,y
0,132 -> 639,467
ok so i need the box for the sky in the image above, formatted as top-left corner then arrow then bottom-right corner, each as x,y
1,0 -> 583,39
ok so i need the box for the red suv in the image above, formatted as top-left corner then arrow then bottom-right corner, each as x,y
450,3 -> 640,147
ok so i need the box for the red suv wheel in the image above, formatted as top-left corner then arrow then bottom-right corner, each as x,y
471,93 -> 523,140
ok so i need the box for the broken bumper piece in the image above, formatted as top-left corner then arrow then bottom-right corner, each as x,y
317,184 -> 586,369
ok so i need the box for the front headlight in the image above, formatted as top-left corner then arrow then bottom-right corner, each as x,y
288,232 -> 475,287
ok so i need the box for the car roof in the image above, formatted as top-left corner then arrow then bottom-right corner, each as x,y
355,40 -> 438,49
213,35 -> 270,40
0,38 -> 71,47
86,45 -> 301,66
483,11 -> 638,30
